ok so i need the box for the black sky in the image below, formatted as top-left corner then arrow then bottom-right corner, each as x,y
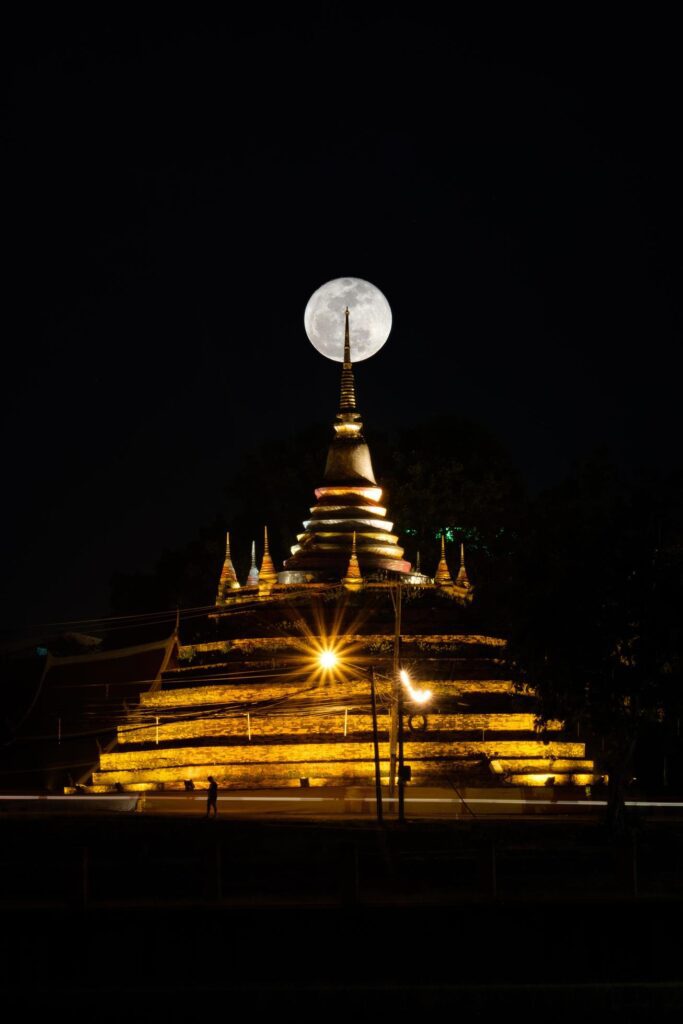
2,8 -> 682,627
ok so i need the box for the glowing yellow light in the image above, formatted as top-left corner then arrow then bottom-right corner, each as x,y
400,669 -> 432,704
319,650 -> 338,670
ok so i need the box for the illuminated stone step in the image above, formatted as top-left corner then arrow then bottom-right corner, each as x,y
98,739 -> 586,778
140,678 -> 525,709
165,667 -> 514,689
505,772 -> 600,787
92,763 -> 414,787
140,684 -> 524,708
117,713 -> 565,746
489,758 -> 594,773
90,778 -> 605,795
446,681 -> 517,693
93,755 -> 593,789
139,684 -> 383,708
178,634 -> 506,659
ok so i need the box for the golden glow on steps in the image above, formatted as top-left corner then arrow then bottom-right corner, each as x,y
117,713 -> 565,747
96,739 -> 586,776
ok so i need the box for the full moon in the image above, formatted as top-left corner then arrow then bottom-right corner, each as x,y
304,277 -> 392,362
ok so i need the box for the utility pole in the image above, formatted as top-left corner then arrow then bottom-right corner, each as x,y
388,581 -> 402,800
398,668 -> 405,824
369,665 -> 383,824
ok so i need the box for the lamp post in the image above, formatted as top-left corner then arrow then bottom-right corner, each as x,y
388,581 -> 402,798
368,665 -> 383,824
319,649 -> 383,824
398,669 -> 405,823
398,669 -> 432,825
317,645 -> 431,825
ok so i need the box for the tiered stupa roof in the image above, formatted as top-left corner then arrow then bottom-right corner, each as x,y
215,532 -> 240,604
342,531 -> 363,590
245,540 -> 260,588
455,542 -> 471,590
282,309 -> 411,581
258,526 -> 278,592
434,535 -> 454,588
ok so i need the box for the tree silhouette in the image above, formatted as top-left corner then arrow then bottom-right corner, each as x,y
508,457 -> 683,803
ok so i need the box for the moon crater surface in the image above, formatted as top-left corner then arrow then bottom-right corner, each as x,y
304,277 -> 392,362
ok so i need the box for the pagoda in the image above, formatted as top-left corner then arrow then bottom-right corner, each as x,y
81,299 -> 604,797
215,532 -> 240,604
281,309 -> 411,582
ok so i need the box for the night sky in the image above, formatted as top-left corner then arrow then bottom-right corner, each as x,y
2,9 -> 682,628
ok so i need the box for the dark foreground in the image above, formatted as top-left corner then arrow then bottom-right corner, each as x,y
2,814 -> 683,1016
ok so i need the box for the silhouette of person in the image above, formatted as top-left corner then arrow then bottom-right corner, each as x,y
206,776 -> 218,818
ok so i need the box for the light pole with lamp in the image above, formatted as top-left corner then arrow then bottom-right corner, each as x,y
388,580 -> 402,800
397,668 -> 432,823
317,650 -> 384,824
368,664 -> 383,823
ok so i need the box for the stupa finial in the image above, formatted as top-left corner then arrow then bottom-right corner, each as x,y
339,307 -> 357,413
283,296 -> 411,580
455,541 -> 471,590
259,525 -> 278,591
434,533 -> 454,588
343,530 -> 363,591
216,530 -> 241,604
246,540 -> 260,588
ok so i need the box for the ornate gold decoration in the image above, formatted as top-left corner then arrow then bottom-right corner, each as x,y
434,535 -> 454,588
259,525 -> 278,593
342,531 -> 363,591
284,310 -> 411,579
245,540 -> 260,588
455,542 -> 471,590
215,532 -> 240,604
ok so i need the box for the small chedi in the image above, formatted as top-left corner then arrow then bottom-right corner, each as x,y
88,285 -> 601,794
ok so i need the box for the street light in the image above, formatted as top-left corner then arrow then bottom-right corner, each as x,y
397,668 -> 432,822
400,669 -> 432,705
368,665 -> 383,824
318,649 -> 383,824
319,650 -> 338,670
317,647 -> 432,824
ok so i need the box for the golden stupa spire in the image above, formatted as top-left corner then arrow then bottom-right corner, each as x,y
322,307 -> 375,482
215,531 -> 240,604
283,308 -> 411,580
434,534 -> 454,588
259,525 -> 278,591
246,540 -> 260,588
339,306 -> 357,412
455,541 -> 471,590
343,531 -> 363,591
